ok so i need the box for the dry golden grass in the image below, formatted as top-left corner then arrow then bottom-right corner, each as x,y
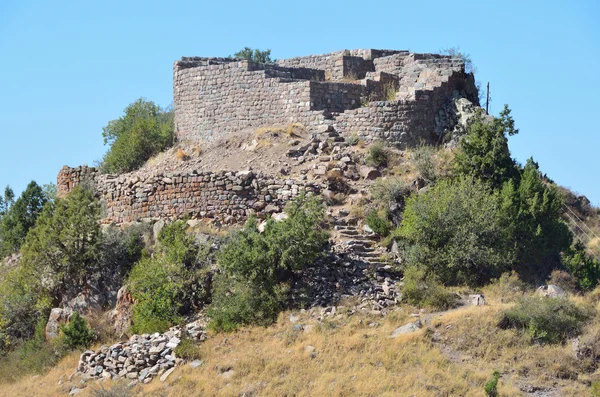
0,351 -> 81,397
3,294 -> 597,396
588,237 -> 600,256
176,148 -> 190,161
254,123 -> 305,139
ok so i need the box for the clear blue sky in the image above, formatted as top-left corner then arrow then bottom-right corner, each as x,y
0,0 -> 598,204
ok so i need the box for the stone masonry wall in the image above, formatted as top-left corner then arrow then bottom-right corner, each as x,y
174,49 -> 479,147
57,167 -> 321,225
174,59 -> 316,143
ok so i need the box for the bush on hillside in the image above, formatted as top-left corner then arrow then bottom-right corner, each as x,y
20,186 -> 101,304
499,159 -> 572,282
401,266 -> 458,310
208,194 -> 328,331
485,271 -> 528,303
128,220 -> 211,334
366,141 -> 390,168
498,296 -> 592,344
61,311 -> 95,349
101,98 -> 174,174
397,177 -> 511,286
365,210 -> 391,237
562,242 -> 600,291
133,219 -> 211,330
412,143 -> 438,184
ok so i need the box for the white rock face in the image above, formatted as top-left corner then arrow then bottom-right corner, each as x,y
536,284 -> 567,298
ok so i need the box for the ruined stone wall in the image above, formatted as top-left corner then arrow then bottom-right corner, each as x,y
308,81 -> 367,112
276,51 -> 346,80
57,167 -> 321,225
57,165 -> 99,198
334,69 -> 478,146
174,49 -> 479,147
174,59 -> 316,142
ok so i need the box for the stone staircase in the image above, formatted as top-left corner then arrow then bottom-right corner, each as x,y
329,208 -> 391,274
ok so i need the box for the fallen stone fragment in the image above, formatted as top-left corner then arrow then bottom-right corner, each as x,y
390,320 -> 422,338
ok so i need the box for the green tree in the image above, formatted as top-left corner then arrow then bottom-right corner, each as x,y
19,186 -> 101,305
233,47 -> 273,64
499,159 -> 572,282
561,242 -> 600,290
209,194 -> 328,331
0,181 -> 48,257
454,105 -> 520,190
101,98 -> 174,174
128,220 -> 210,333
397,177 -> 511,286
4,186 -> 14,210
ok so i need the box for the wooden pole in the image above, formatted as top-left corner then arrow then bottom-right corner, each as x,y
486,82 -> 490,114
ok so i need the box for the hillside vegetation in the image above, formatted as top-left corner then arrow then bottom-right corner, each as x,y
1,92 -> 600,396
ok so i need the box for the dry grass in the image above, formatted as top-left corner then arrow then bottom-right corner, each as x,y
3,294 -> 597,396
176,148 -> 190,161
0,351 -> 81,397
254,123 -> 305,139
588,237 -> 600,256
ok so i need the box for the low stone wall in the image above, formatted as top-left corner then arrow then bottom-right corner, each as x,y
57,167 -> 322,225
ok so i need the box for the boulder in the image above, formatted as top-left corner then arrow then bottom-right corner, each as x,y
359,166 -> 381,180
469,294 -> 486,306
390,320 -> 422,338
109,285 -> 134,338
536,284 -> 567,298
46,307 -> 72,340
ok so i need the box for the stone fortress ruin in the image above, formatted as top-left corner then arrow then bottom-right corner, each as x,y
174,49 -> 479,146
58,49 -> 480,225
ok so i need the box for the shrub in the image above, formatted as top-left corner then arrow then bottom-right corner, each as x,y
174,337 -> 202,360
365,210 -> 391,237
61,311 -> 95,349
366,141 -> 390,168
484,370 -> 500,397
412,143 -> 437,184
101,99 -> 174,174
208,194 -> 328,331
0,318 -> 68,382
370,178 -> 406,206
547,269 -> 579,294
562,242 -> 600,291
129,220 -> 211,333
397,177 -> 511,286
346,133 -> 359,146
485,271 -> 528,303
498,296 -> 592,344
233,47 -> 273,64
402,266 -> 458,310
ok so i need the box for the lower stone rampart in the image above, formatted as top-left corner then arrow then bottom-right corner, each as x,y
57,166 -> 322,225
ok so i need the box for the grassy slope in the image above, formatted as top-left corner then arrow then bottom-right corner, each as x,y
4,287 -> 598,397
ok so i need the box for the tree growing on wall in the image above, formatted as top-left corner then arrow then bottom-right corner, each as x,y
233,47 -> 274,64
